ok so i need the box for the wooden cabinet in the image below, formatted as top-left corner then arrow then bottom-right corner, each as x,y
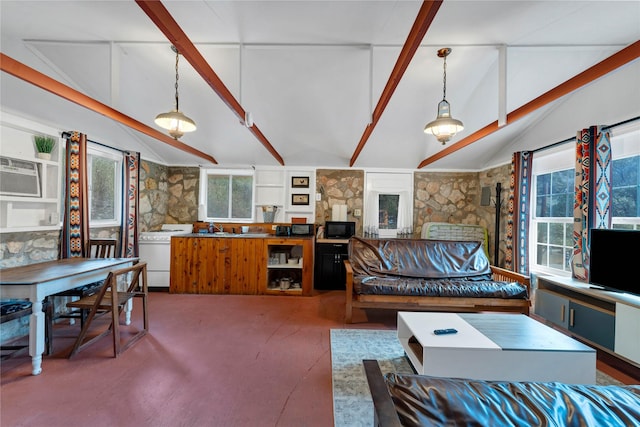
314,241 -> 348,290
170,236 -> 266,295
170,236 -> 218,294
265,238 -> 314,296
535,275 -> 638,360
170,236 -> 313,296
225,238 -> 266,295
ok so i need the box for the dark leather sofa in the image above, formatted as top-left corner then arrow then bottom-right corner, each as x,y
363,360 -> 640,427
344,237 -> 530,323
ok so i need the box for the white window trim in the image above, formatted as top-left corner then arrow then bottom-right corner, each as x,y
87,144 -> 122,228
364,171 -> 413,238
530,123 -> 640,275
530,217 -> 574,277
199,168 -> 255,222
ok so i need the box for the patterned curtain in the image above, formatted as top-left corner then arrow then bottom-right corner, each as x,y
505,151 -> 533,274
572,126 -> 612,280
120,152 -> 140,258
61,132 -> 89,259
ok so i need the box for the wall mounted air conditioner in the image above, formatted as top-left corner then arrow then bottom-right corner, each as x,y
0,156 -> 42,198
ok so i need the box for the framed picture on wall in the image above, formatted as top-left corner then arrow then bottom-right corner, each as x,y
292,194 -> 309,205
291,176 -> 309,188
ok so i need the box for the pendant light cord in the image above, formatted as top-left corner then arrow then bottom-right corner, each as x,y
174,49 -> 180,111
442,54 -> 447,101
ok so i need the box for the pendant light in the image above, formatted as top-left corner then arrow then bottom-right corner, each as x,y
424,47 -> 463,145
155,46 -> 196,140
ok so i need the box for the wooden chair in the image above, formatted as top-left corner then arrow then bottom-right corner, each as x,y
44,238 -> 118,355
1,300 -> 32,360
67,262 -> 148,358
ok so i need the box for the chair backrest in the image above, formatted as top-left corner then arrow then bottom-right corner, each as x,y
89,239 -> 118,259
91,262 -> 147,305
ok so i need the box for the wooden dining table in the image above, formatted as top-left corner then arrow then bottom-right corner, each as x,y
0,257 -> 136,375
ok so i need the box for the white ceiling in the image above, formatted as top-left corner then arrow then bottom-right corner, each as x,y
1,1 -> 639,170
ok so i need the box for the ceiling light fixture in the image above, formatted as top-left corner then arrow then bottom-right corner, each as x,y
424,47 -> 463,145
155,46 -> 196,140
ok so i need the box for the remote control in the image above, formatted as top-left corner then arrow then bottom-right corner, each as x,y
433,328 -> 458,335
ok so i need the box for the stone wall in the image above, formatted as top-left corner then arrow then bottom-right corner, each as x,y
413,165 -> 510,266
413,171 -> 481,231
139,160 -> 199,231
0,230 -> 60,269
478,163 -> 512,266
315,169 -> 365,232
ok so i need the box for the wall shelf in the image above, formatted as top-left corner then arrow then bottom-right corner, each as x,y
0,119 -> 62,233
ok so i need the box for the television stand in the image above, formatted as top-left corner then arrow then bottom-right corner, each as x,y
535,274 -> 640,378
589,285 -> 624,293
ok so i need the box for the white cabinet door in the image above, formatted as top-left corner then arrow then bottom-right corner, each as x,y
615,303 -> 640,364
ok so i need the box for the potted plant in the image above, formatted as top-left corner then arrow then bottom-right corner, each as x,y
34,135 -> 56,160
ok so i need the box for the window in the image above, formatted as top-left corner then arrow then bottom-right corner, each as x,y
531,143 -> 578,275
612,156 -> 640,219
531,124 -> 640,274
88,146 -> 122,226
533,167 -> 574,274
378,194 -> 399,230
611,123 -> 640,230
200,169 -> 254,221
364,172 -> 413,238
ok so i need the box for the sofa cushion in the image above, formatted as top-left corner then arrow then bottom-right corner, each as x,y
354,276 -> 528,299
349,237 -> 491,279
384,373 -> 640,427
1,300 -> 32,317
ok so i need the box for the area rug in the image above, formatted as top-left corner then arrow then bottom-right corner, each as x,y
330,328 -> 623,427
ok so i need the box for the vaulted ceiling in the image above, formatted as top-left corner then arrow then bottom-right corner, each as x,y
1,1 -> 639,170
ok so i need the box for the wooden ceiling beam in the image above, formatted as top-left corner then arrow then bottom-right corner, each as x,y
349,1 -> 442,167
417,40 -> 640,169
136,0 -> 285,166
0,53 -> 217,164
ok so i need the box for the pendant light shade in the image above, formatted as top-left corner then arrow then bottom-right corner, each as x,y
155,46 -> 196,140
424,48 -> 463,145
154,110 -> 196,140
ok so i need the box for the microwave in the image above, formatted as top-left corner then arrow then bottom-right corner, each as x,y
325,221 -> 355,239
291,223 -> 314,236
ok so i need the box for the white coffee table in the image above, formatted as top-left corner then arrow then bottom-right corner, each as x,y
397,312 -> 596,384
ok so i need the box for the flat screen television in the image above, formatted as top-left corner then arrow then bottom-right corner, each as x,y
589,228 -> 640,296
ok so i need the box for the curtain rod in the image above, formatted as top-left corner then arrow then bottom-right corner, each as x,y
532,116 -> 640,154
61,131 -> 130,155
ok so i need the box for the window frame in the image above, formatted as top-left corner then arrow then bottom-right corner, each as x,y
199,168 -> 255,222
530,123 -> 640,276
364,171 -> 413,238
87,144 -> 122,228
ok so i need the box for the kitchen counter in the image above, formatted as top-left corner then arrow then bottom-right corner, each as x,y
169,234 -> 314,295
178,233 -> 314,239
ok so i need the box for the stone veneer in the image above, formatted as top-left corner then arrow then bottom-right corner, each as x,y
415,164 -> 510,266
315,169 -> 365,231
314,165 -> 510,266
139,160 -> 200,231
0,227 -> 120,268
